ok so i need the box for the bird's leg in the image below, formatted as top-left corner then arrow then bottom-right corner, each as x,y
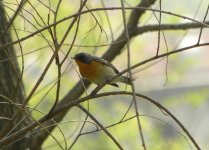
91,78 -> 111,96
105,77 -> 119,87
105,76 -> 111,83
91,84 -> 101,96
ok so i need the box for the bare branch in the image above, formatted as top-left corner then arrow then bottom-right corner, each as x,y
0,40 -> 207,148
120,0 -> 146,149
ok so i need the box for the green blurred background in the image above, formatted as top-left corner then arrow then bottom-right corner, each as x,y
3,0 -> 209,149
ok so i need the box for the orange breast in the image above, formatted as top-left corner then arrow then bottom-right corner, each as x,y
75,60 -> 104,84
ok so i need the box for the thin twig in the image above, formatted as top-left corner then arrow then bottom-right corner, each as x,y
80,114 -> 192,149
47,0 -> 63,116
0,88 -> 202,149
197,4 -> 209,44
101,0 -> 114,41
156,0 -> 161,56
120,0 -> 146,149
3,0 -> 28,33
1,6 -> 209,49
77,105 -> 124,150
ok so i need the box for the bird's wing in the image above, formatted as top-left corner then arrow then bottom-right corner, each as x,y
93,56 -> 119,74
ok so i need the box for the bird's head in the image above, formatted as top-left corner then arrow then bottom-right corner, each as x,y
73,53 -> 93,64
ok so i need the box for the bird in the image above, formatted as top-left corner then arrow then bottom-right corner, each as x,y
72,52 -> 134,87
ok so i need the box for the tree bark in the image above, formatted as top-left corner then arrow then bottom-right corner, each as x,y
0,5 -> 33,150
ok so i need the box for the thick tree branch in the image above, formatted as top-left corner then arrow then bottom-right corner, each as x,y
132,21 -> 209,36
103,0 -> 157,61
0,4 -> 33,150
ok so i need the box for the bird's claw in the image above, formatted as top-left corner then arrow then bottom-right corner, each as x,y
90,90 -> 97,96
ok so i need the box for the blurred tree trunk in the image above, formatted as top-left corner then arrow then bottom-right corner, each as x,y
0,5 -> 33,150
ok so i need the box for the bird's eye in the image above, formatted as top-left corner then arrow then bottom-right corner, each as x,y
75,53 -> 91,64
79,55 -> 87,62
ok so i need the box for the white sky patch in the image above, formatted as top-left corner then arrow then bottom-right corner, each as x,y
178,35 -> 202,56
